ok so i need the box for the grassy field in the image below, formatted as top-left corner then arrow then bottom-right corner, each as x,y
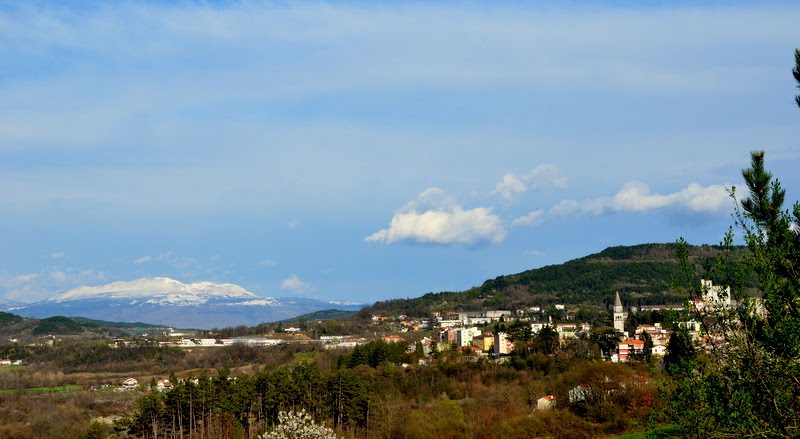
0,385 -> 81,395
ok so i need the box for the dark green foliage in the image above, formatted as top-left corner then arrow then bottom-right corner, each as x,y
364,243 -> 750,317
0,311 -> 23,327
339,339 -> 409,368
536,325 -> 560,355
280,309 -> 356,323
118,361 -> 371,437
663,328 -> 694,376
68,316 -> 160,329
590,326 -> 623,358
28,342 -> 185,373
32,316 -> 83,335
641,331 -> 653,363
793,48 -> 800,107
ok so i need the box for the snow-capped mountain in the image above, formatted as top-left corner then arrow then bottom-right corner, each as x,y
6,277 -> 362,329
48,277 -> 265,306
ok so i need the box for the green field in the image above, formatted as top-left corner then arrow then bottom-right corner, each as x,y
0,385 -> 81,395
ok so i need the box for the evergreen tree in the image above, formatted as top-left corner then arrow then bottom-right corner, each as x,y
665,151 -> 800,437
663,328 -> 694,376
794,48 -> 800,108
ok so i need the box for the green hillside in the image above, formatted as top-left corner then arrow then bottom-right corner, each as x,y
279,309 -> 356,323
366,243 -> 747,316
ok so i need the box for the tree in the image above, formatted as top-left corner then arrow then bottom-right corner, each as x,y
590,326 -> 622,358
794,48 -> 800,108
640,330 -> 653,363
506,320 -> 534,354
260,409 -> 338,439
662,327 -> 694,376
535,325 -> 560,355
664,151 -> 800,437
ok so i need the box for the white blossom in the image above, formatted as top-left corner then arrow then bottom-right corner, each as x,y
260,409 -> 338,439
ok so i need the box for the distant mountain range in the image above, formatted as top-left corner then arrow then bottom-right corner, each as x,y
4,277 -> 363,329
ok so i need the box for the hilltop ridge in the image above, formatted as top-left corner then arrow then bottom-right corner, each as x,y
364,243 -> 744,316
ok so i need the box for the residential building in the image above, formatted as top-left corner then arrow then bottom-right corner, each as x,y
456,327 -> 481,347
537,395 -> 557,410
493,332 -> 513,355
616,338 -> 644,362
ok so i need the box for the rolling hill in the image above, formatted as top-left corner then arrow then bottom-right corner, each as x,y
364,243 -> 748,316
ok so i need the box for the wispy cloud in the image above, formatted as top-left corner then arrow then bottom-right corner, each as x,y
511,210 -> 545,228
366,188 -> 505,246
281,274 -> 311,293
133,255 -> 152,264
495,164 -> 567,200
51,251 -> 64,259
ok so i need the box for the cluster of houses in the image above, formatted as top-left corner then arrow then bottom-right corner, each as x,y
378,280 -> 736,362
119,377 -> 173,392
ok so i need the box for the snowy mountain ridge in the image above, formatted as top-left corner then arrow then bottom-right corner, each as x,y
47,277 -> 262,305
5,277 -> 360,328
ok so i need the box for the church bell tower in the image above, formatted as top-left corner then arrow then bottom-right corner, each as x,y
613,291 -> 626,335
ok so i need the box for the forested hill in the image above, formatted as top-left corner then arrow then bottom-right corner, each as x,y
366,243 -> 743,316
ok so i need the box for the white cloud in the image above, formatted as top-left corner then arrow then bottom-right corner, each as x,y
51,251 -> 64,259
524,250 -> 545,257
261,259 -> 277,267
549,182 -> 732,218
511,210 -> 545,228
495,164 -> 567,200
50,271 -> 67,282
366,188 -> 505,246
281,274 -> 311,293
210,255 -> 221,262
584,182 -> 730,215
133,255 -> 152,264
288,219 -> 300,230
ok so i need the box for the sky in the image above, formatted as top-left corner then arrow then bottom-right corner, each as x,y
1,1 -> 798,304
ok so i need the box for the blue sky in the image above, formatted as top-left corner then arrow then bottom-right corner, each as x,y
1,1 -> 798,304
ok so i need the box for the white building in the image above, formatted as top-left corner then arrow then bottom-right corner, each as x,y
122,378 -> 138,390
456,327 -> 481,347
613,291 -> 627,335
493,332 -> 513,355
537,395 -> 557,410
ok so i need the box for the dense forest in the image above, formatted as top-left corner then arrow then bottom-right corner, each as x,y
365,243 -> 752,316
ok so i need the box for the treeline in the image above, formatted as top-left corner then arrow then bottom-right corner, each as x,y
5,342 -> 185,373
0,311 -> 23,326
119,363 -> 369,438
120,339 -> 658,438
